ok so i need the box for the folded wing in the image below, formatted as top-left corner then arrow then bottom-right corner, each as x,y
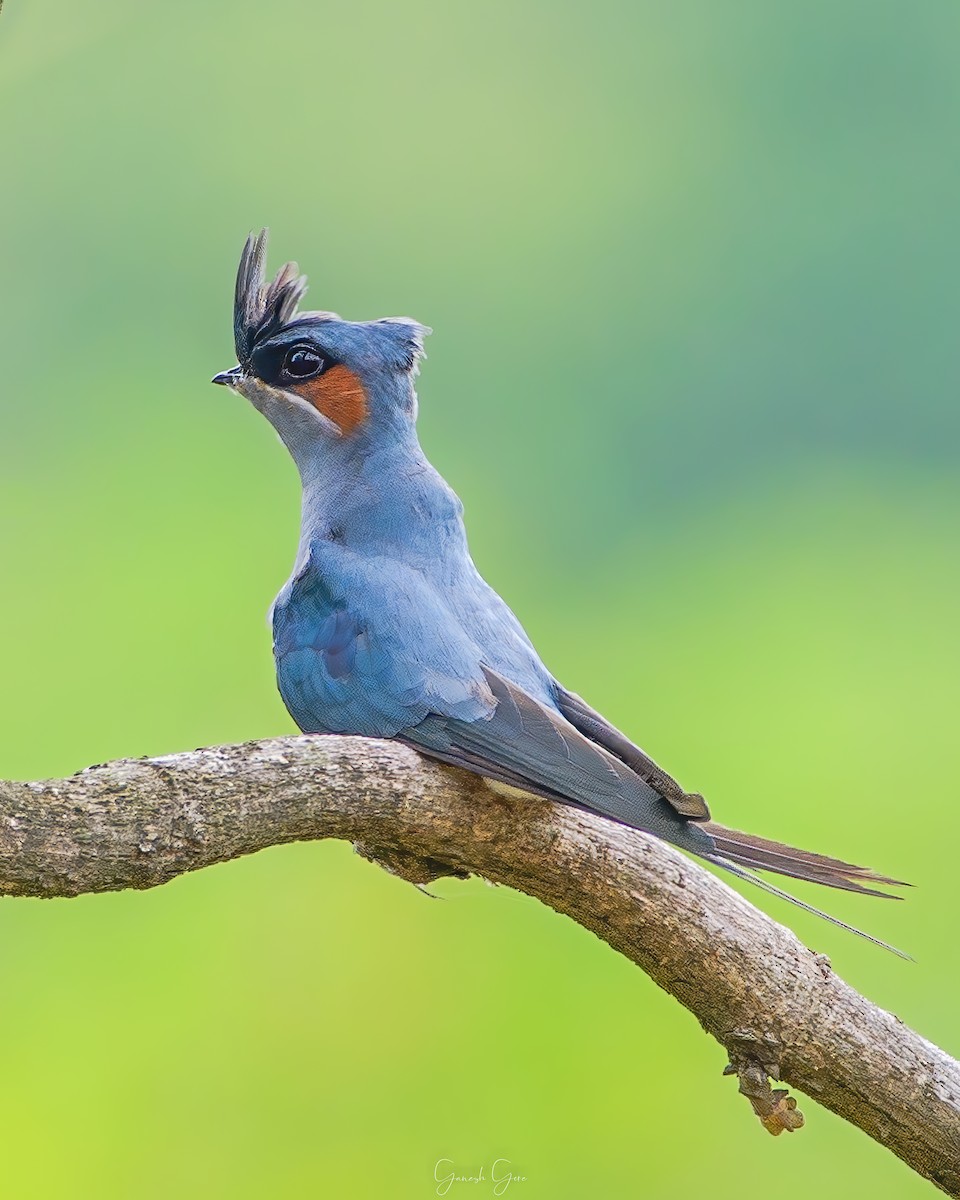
402,667 -> 716,860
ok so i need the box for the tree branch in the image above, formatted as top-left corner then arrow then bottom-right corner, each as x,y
1,735 -> 957,1193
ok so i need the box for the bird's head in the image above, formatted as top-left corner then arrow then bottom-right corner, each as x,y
213,230 -> 429,468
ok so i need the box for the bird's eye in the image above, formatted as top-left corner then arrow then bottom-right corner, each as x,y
282,346 -> 325,381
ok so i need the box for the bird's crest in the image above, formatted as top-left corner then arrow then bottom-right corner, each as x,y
234,229 -> 311,366
232,229 -> 430,379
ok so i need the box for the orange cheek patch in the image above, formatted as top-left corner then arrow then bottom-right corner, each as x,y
294,365 -> 368,435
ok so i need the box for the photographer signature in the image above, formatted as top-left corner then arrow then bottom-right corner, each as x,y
434,1158 -> 528,1196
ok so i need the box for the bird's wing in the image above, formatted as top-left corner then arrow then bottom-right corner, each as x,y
402,667 -> 715,858
553,685 -> 710,820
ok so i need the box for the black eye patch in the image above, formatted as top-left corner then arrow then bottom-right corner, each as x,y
251,340 -> 336,386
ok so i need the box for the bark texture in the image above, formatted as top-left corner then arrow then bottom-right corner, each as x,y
1,735 -> 957,1193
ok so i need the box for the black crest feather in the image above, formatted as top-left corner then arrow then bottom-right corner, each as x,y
234,229 -> 308,365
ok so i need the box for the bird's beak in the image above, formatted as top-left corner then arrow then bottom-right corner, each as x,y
212,365 -> 244,387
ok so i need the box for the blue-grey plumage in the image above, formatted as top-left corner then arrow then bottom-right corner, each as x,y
213,231 -> 909,953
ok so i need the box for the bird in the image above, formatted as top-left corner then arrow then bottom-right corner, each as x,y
213,230 -> 907,953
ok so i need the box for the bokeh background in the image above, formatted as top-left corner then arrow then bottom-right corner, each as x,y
1,2 -> 958,1196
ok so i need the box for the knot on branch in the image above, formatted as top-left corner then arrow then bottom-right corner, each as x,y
724,1029 -> 805,1136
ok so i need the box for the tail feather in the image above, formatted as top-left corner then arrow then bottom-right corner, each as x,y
707,855 -> 912,959
698,823 -> 911,957
709,849 -> 895,897
703,822 -> 910,897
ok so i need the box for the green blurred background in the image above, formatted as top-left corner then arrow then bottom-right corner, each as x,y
1,1 -> 957,1196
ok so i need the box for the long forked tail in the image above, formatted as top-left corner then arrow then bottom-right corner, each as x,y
701,822 -> 912,958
